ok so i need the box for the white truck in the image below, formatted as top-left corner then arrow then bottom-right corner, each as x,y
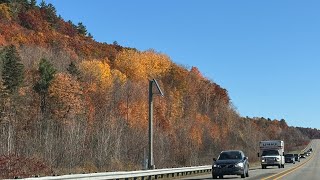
258,140 -> 285,169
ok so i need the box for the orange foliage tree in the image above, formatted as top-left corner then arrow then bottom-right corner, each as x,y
0,3 -> 11,21
48,73 -> 83,122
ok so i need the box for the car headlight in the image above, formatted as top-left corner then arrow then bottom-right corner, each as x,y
276,157 -> 280,162
213,164 -> 220,168
235,162 -> 244,168
261,159 -> 265,163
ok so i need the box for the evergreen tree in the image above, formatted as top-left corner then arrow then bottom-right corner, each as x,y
88,33 -> 93,39
1,45 -> 24,94
39,0 -> 46,8
30,0 -> 36,7
77,22 -> 87,36
45,3 -> 57,24
0,0 -> 10,4
67,61 -> 80,78
39,1 -> 57,24
0,79 -> 10,119
113,41 -> 119,46
34,58 -> 56,114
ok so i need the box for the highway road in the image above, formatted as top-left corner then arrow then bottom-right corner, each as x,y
178,140 -> 318,180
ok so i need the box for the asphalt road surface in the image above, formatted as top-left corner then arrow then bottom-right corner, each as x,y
177,139 -> 318,180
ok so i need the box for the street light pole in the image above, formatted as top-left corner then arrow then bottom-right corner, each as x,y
148,79 -> 163,170
148,80 -> 154,169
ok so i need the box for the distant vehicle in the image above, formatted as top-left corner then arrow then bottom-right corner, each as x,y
258,140 -> 285,169
294,154 -> 300,162
284,154 -> 295,164
212,150 -> 249,179
309,147 -> 313,152
304,151 -> 310,157
300,153 -> 306,158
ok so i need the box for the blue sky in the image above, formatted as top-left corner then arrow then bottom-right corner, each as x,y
44,0 -> 320,129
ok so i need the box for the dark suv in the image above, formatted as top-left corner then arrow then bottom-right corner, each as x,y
284,154 -> 295,164
212,150 -> 249,179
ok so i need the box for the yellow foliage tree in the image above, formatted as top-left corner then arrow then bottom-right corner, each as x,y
111,69 -> 127,85
79,60 -> 112,90
142,50 -> 171,78
114,49 -> 146,80
114,49 -> 171,81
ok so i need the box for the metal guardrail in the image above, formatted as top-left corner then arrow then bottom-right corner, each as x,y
17,141 -> 313,180
21,165 -> 212,180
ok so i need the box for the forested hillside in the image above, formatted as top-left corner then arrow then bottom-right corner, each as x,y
0,1 -> 317,178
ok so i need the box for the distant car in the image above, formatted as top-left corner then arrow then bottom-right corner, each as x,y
212,150 -> 249,179
304,152 -> 310,157
294,154 -> 300,162
309,148 -> 313,152
300,153 -> 306,158
284,154 -> 295,164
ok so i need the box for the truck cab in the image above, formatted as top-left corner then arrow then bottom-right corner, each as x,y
258,140 -> 285,169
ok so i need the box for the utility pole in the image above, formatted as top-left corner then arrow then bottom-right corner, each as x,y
148,79 -> 164,169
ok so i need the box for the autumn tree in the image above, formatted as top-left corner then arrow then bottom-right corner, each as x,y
34,58 -> 56,114
142,50 -> 171,78
0,3 -> 11,21
114,49 -> 171,81
7,0 -> 29,18
79,60 -> 112,89
48,72 -> 83,121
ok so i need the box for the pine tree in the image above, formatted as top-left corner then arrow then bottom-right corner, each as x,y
88,33 -> 93,39
34,58 -> 56,114
1,45 -> 24,94
30,0 -> 36,7
0,0 -> 10,4
39,0 -> 46,8
0,79 -> 10,119
77,22 -> 87,36
67,61 -> 80,79
45,3 -> 57,24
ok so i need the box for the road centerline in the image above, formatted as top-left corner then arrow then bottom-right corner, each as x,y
261,147 -> 316,180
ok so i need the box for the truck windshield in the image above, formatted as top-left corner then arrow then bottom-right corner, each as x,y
218,151 -> 242,160
262,150 -> 279,156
